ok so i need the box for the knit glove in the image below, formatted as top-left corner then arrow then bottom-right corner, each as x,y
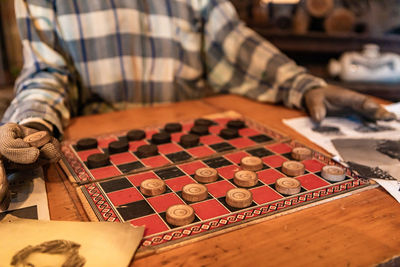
304,85 -> 396,122
0,123 -> 61,172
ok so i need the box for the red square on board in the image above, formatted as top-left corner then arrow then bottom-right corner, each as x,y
130,214 -> 169,236
129,140 -> 148,151
107,187 -> 143,206
187,146 -> 214,158
200,135 -> 224,145
147,193 -> 184,213
217,165 -> 240,180
224,151 -> 250,164
208,125 -> 224,134
262,155 -> 287,168
296,174 -> 330,190
171,132 -> 185,143
91,166 -> 122,180
109,152 -> 138,165
158,143 -> 183,154
165,176 -> 196,191
258,169 -> 285,184
206,180 -> 235,198
250,186 -> 283,204
98,137 -> 118,148
239,128 -> 260,136
77,148 -> 102,161
179,161 -> 207,175
229,137 -> 256,149
266,143 -> 292,154
303,159 -> 326,173
127,172 -> 159,186
141,155 -> 170,168
182,123 -> 194,132
191,199 -> 230,220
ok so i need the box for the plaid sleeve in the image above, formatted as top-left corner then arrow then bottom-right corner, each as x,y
1,0 -> 72,135
203,0 -> 326,109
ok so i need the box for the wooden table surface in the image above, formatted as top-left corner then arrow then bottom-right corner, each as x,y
46,95 -> 400,267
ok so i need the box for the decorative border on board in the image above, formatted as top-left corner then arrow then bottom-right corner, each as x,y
60,113 -> 288,184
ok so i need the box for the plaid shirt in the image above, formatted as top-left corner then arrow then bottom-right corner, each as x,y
3,0 -> 326,134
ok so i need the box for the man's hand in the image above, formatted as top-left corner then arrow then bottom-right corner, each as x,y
0,123 -> 61,171
304,85 -> 397,122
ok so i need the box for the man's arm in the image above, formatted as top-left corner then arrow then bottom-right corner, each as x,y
2,0 -> 73,136
202,0 -> 326,109
201,0 -> 395,121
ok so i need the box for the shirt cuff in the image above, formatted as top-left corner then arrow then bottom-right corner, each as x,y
18,117 -> 54,133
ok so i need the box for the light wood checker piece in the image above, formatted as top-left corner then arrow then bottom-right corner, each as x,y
275,177 -> 301,195
226,188 -> 253,208
140,179 -> 166,196
194,167 -> 218,183
166,204 -> 195,226
23,131 -> 51,148
182,183 -> 208,202
233,170 -> 258,187
240,156 -> 263,171
282,161 -> 305,176
321,166 -> 346,182
291,147 -> 312,161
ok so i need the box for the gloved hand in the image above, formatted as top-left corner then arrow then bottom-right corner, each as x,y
0,123 -> 61,172
304,85 -> 397,122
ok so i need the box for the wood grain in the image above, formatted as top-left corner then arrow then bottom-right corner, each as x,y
46,95 -> 400,266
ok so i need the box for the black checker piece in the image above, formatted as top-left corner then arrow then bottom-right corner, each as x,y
117,200 -> 155,221
155,166 -> 186,180
100,177 -> 133,193
166,151 -> 192,163
117,161 -> 145,173
209,142 -> 235,152
249,134 -> 273,143
246,147 -> 273,158
203,157 -> 232,168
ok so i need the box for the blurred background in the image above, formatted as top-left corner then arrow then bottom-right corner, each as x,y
1,0 -> 400,116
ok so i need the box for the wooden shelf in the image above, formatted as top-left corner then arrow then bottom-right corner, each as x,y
252,28 -> 400,54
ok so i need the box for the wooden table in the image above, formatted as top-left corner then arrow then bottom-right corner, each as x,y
46,95 -> 400,266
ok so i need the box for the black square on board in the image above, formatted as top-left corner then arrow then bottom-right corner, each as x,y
249,134 -> 273,143
116,200 -> 155,221
117,161 -> 145,173
166,151 -> 192,163
155,167 -> 186,180
100,177 -> 133,193
246,147 -> 273,158
209,142 -> 235,152
203,157 -> 232,168
159,212 -> 200,229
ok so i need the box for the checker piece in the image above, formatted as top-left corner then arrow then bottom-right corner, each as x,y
275,177 -> 301,195
127,129 -> 145,141
182,183 -> 208,202
194,167 -> 218,183
240,156 -> 263,171
194,118 -> 213,127
291,147 -> 312,161
108,140 -> 129,154
234,170 -> 258,187
77,137 -> 98,150
282,161 -> 305,176
87,153 -> 109,169
151,132 -> 171,144
321,166 -> 346,182
219,128 -> 238,139
180,134 -> 199,148
164,122 -> 182,133
226,188 -> 253,208
166,204 -> 195,226
23,131 -> 51,148
137,144 -> 158,158
227,119 -> 246,129
140,179 -> 166,196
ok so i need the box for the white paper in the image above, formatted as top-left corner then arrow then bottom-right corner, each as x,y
1,167 -> 49,220
374,179 -> 400,203
283,115 -> 400,156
